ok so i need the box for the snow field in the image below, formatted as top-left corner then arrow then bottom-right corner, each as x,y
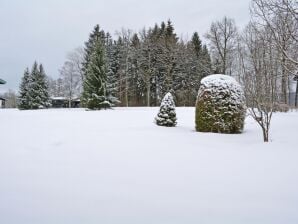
0,108 -> 297,224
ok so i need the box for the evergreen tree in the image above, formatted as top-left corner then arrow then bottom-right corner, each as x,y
174,42 -> 198,106
164,20 -> 179,97
128,33 -> 141,105
38,64 -> 51,107
191,32 -> 202,58
155,92 -> 177,127
81,37 -> 110,109
18,68 -> 31,110
82,25 -> 106,80
105,34 -> 120,105
28,62 -> 50,109
200,44 -> 212,77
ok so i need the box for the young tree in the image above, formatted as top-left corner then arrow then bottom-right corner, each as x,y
238,22 -> 278,142
155,92 -> 177,127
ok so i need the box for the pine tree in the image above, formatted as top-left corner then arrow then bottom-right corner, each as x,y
81,38 -> 110,110
155,92 -> 177,127
18,68 -> 31,110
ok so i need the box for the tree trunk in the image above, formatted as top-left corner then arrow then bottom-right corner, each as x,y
295,81 -> 298,107
146,81 -> 150,107
262,127 -> 269,142
281,56 -> 288,104
125,77 -> 129,107
125,53 -> 129,107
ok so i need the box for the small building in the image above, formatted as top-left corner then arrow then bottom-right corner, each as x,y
0,78 -> 6,108
0,97 -> 5,108
50,97 -> 80,108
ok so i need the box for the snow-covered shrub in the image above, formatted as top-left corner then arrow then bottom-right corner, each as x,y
155,92 -> 177,127
195,74 -> 246,133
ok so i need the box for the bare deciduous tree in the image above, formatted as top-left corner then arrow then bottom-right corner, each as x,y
67,47 -> 84,83
238,22 -> 279,142
205,16 -> 238,75
59,48 -> 83,108
251,0 -> 298,104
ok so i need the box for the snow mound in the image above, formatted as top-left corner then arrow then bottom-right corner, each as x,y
155,92 -> 177,127
196,74 -> 246,133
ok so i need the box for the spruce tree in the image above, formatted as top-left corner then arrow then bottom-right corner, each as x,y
28,62 -> 50,109
38,64 -> 51,107
129,33 -> 142,105
82,25 -> 106,80
81,38 -> 110,110
201,45 -> 212,77
106,36 -> 120,106
18,68 -> 31,110
191,32 -> 202,58
155,92 -> 177,127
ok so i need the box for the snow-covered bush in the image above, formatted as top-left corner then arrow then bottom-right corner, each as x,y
155,92 -> 177,127
195,74 -> 246,133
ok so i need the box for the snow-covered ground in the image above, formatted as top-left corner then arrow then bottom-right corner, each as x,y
0,107 -> 297,224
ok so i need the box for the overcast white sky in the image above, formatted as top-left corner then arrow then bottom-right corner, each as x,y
0,0 -> 251,92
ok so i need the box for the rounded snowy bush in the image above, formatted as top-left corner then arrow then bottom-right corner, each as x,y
155,92 -> 177,127
195,74 -> 246,133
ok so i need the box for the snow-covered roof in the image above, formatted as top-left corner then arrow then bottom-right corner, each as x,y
51,97 -> 67,100
50,97 -> 80,101
0,78 -> 6,84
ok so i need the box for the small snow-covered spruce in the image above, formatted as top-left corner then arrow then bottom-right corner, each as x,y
195,74 -> 246,133
155,92 -> 177,127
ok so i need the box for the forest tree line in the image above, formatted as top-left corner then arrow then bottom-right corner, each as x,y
48,20 -> 212,107
13,0 -> 298,110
